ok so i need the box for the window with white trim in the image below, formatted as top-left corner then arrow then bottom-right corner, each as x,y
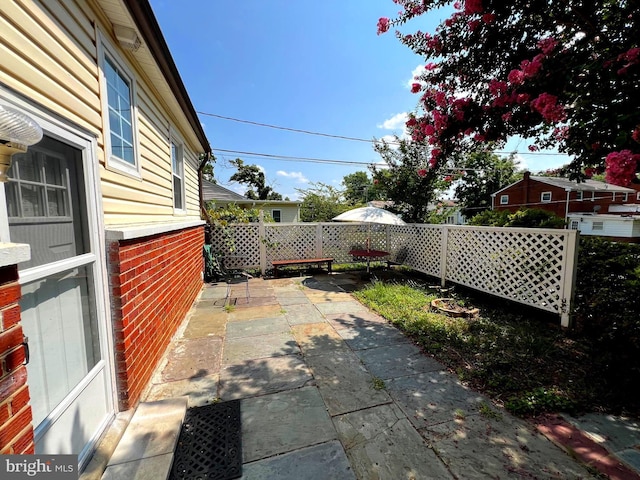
541,191 -> 552,202
637,192 -> 640,201
576,191 -> 583,201
271,209 -> 282,222
500,194 -> 509,205
171,140 -> 184,211
592,221 -> 604,231
623,192 -> 629,202
570,220 -> 579,230
99,37 -> 139,177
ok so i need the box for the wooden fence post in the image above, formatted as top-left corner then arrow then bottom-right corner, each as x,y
561,229 -> 580,328
259,212 -> 266,276
439,225 -> 449,288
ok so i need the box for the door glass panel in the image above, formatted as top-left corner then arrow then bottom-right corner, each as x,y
8,136 -> 90,269
20,265 -> 101,426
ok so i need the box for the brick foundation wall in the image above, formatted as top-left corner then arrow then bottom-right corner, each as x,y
108,225 -> 204,410
0,265 -> 34,454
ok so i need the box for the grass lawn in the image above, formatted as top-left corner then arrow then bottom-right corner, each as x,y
353,274 -> 635,418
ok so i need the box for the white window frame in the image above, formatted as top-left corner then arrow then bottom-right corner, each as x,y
98,32 -> 141,179
570,220 -> 580,230
170,133 -> 185,213
541,191 -> 552,202
623,192 -> 629,202
637,192 -> 640,201
612,192 -> 616,201
500,194 -> 509,205
592,221 -> 604,231
271,209 -> 282,222
576,191 -> 583,201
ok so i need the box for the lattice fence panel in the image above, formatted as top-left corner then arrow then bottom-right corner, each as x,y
321,223 -> 375,263
208,224 -> 261,267
444,227 -> 569,313
264,224 -> 318,266
390,224 -> 443,277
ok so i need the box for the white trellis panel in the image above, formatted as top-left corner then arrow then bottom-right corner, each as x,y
443,226 -> 577,320
207,221 -> 578,326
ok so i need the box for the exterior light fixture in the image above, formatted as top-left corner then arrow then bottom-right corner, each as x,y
0,104 -> 43,182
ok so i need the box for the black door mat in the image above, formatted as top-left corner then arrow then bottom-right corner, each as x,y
170,400 -> 242,480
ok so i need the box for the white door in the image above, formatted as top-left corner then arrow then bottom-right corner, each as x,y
5,126 -> 114,466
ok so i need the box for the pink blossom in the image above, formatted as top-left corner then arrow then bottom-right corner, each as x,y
633,127 -> 640,143
454,1 -> 463,9
521,55 -> 543,78
431,148 -> 442,158
508,69 -> 525,85
605,150 -> 639,186
428,157 -> 438,168
473,133 -> 486,142
625,47 -> 640,63
530,93 -> 567,122
423,124 -> 436,136
468,19 -> 480,31
464,0 -> 483,15
417,169 -> 427,177
553,126 -> 569,141
434,91 -> 447,107
444,175 -> 453,182
584,168 -> 595,178
482,13 -> 495,23
425,63 -> 438,71
411,83 -> 421,93
377,17 -> 390,35
537,37 -> 558,55
502,112 -> 513,122
406,117 -> 418,127
488,79 -> 508,97
528,145 -> 539,152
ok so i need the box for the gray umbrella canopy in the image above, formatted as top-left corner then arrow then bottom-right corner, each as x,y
332,206 -> 406,225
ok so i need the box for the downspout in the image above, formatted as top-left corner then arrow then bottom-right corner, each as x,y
198,151 -> 213,224
565,188 -> 571,222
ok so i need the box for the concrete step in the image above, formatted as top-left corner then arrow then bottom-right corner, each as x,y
100,397 -> 187,480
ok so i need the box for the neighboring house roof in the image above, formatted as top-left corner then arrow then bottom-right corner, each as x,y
203,180 -> 301,205
493,175 -> 636,196
203,181 -> 247,202
122,0 -> 210,155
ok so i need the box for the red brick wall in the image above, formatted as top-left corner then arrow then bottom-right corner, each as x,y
495,178 -> 636,217
0,265 -> 34,454
108,225 -> 204,410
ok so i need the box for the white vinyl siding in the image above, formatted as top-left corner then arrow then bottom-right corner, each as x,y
271,209 -> 282,222
0,1 -> 203,227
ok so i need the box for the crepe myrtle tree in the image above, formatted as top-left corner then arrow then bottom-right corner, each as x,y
377,0 -> 640,186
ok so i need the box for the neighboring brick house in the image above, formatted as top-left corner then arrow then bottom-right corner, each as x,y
1,0 -> 210,469
491,171 -> 640,219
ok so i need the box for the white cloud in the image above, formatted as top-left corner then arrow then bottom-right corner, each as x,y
377,112 -> 408,131
406,64 -> 426,89
276,170 -> 308,183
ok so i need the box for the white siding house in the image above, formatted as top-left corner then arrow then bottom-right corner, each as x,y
568,213 -> 640,242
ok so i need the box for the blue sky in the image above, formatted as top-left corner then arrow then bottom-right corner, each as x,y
150,1 -> 568,200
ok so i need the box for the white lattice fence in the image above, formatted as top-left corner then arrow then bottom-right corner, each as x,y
443,226 -> 578,325
207,221 -> 578,326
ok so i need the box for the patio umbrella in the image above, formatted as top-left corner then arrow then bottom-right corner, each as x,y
332,206 -> 405,272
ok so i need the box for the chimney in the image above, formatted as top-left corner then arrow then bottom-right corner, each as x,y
523,171 -> 530,181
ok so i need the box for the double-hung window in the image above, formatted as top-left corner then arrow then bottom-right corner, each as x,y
541,191 -> 552,202
100,36 -> 139,177
500,195 -> 509,205
171,140 -> 184,211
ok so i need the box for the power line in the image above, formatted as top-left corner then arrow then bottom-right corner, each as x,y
199,110 -> 571,156
211,148 -> 378,166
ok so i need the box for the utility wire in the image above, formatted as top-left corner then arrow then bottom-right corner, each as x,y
211,148 -> 378,166
199,110 -> 569,156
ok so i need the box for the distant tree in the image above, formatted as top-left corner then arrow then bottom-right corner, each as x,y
200,154 -> 216,183
454,151 -> 521,218
469,208 -> 564,229
372,137 -> 450,223
297,182 -> 351,222
342,171 -> 383,204
229,158 -> 283,200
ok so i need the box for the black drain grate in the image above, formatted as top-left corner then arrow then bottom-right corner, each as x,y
170,400 -> 242,480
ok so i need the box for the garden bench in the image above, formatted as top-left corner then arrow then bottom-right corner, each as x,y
271,258 -> 334,277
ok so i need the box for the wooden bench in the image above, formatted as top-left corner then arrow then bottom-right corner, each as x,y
271,258 -> 334,278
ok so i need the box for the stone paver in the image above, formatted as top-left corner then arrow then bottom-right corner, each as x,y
290,322 -> 345,356
241,441 -> 356,480
223,332 -> 299,364
225,316 -> 290,339
324,311 -> 387,331
144,374 -> 219,407
160,336 -> 222,382
218,355 -> 313,400
229,304 -> 284,321
282,303 -> 325,325
421,413 -> 591,479
385,370 -> 486,429
356,343 -> 443,380
305,348 -> 391,416
241,387 -> 337,463
337,322 -> 411,351
333,403 -> 454,480
182,310 -> 227,338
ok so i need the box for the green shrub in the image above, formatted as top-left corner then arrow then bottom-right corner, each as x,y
505,387 -> 576,416
469,208 -> 565,229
